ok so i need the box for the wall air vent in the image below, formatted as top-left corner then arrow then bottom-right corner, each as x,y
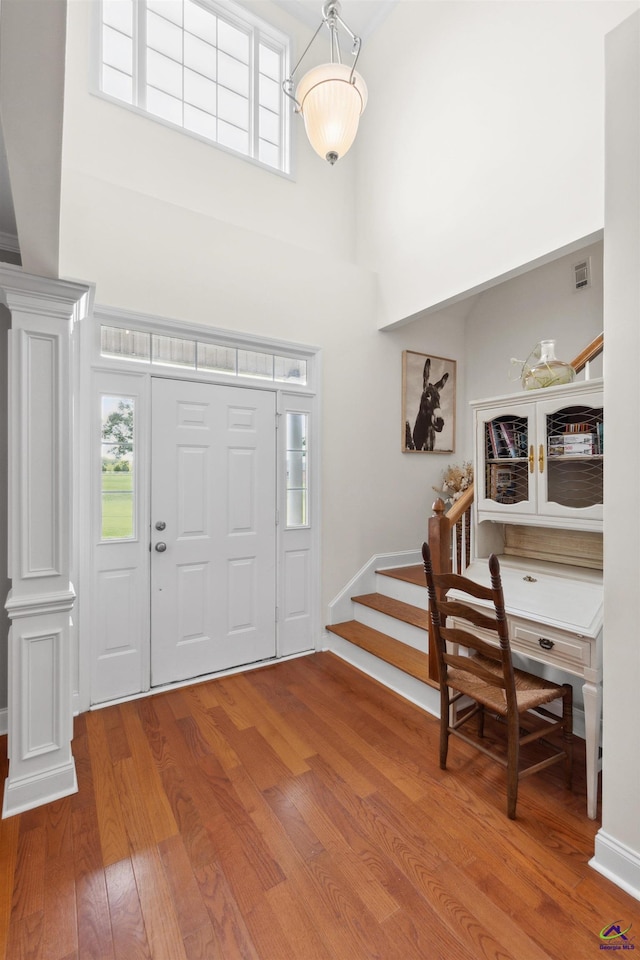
573,257 -> 591,291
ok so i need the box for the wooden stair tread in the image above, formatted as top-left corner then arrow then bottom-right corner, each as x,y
376,564 -> 425,587
351,593 -> 428,630
326,620 -> 435,687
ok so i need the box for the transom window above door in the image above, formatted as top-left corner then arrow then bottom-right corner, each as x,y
100,324 -> 309,385
97,0 -> 290,173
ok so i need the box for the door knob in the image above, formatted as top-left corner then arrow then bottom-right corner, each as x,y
155,542 -> 167,552
155,520 -> 166,531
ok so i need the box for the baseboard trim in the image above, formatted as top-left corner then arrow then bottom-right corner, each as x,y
327,549 -> 422,625
0,708 -> 6,737
590,829 -> 640,901
2,760 -> 78,819
89,649 -> 316,712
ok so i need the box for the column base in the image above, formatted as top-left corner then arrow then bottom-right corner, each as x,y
2,758 -> 78,819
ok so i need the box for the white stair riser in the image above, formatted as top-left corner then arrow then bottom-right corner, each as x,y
324,633 -> 440,719
328,552 -> 421,626
353,604 -> 428,652
375,573 -> 427,607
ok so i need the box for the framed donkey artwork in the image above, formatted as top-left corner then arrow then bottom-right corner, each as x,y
402,351 -> 456,453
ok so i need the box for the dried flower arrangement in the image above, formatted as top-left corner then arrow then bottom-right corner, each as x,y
433,461 -> 474,504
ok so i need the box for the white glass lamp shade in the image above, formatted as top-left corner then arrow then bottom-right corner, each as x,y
295,62 -> 367,164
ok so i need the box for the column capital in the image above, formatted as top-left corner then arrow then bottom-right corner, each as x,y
0,263 -> 92,325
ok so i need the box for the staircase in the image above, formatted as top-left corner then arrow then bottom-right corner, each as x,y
325,561 -> 438,696
325,335 -> 604,720
324,483 -> 477,709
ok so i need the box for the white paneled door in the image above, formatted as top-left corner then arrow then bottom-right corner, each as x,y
150,378 -> 277,686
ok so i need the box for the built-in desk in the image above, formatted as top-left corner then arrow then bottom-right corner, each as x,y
447,555 -> 603,819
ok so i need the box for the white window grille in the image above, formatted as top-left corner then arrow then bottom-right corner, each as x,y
98,0 -> 290,172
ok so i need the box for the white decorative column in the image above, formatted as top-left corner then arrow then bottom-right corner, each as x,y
1,265 -> 91,818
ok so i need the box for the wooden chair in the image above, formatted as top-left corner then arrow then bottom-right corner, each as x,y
422,542 -> 573,819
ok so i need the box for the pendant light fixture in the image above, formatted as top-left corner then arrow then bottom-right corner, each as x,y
283,1 -> 367,165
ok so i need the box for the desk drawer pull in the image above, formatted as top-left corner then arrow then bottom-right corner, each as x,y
538,637 -> 554,650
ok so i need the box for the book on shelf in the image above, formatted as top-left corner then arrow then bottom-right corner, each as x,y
548,432 -> 598,456
515,429 -> 528,457
487,421 -> 520,459
489,463 -> 517,503
563,433 -> 595,455
548,436 -> 565,457
498,422 -> 518,458
487,421 -> 500,458
564,422 -> 590,434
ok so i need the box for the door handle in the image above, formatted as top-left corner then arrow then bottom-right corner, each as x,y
155,542 -> 167,553
155,520 -> 166,531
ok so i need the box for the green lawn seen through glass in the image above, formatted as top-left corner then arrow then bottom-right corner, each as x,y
102,471 -> 134,539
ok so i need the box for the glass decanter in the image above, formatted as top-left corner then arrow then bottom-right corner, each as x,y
522,339 -> 576,390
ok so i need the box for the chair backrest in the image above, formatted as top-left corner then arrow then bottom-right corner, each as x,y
422,541 -> 517,705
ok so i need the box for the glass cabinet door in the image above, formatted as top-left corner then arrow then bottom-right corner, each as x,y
478,407 -> 535,513
474,382 -> 603,529
537,399 -> 603,516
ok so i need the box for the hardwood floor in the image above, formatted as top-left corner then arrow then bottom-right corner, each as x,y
0,652 -> 635,959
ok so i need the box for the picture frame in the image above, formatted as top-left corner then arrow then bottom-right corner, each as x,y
402,350 -> 456,453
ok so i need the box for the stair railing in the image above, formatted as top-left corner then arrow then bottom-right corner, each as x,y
571,332 -> 603,377
426,487 -> 475,681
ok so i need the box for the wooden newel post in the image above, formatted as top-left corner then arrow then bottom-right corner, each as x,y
427,498 -> 451,682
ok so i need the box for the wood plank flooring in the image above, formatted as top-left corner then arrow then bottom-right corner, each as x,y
0,652 -> 636,960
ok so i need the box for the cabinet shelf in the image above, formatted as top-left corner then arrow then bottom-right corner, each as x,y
486,454 -> 604,463
548,454 -> 603,462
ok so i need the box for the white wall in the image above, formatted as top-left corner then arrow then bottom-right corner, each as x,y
592,10 -> 640,897
58,1 -> 470,610
461,239 -> 604,449
59,175 -> 468,607
0,0 -> 67,278
55,0 -> 613,612
61,0 -> 360,264
0,306 -> 8,716
356,1 -> 637,327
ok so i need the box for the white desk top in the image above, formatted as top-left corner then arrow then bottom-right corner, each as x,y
455,556 -> 603,638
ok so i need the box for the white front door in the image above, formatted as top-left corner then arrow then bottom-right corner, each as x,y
150,378 -> 276,686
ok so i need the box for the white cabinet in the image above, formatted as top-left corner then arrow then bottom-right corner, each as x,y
473,379 -> 603,531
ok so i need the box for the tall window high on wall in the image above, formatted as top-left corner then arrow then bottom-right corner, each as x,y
97,0 -> 290,172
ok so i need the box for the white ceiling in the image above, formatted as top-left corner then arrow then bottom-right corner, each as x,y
271,0 -> 397,40
0,129 -> 17,244
0,0 -> 16,245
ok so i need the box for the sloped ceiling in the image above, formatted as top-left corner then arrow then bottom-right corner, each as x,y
271,0 -> 397,39
0,126 -> 17,245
